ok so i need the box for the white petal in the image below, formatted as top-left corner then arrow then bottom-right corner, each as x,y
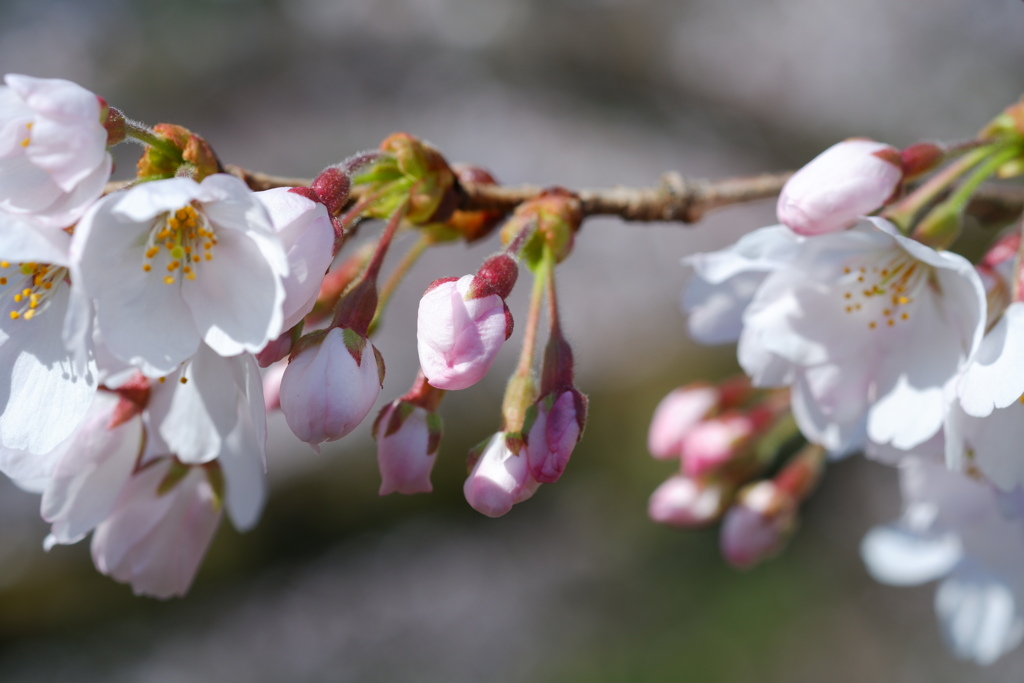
958,302 -> 1024,417
936,565 -> 1024,665
861,522 -> 962,586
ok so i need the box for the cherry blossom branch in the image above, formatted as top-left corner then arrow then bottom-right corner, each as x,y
226,165 -> 792,223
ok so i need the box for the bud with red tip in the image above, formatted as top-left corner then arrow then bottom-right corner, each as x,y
417,254 -> 517,390
374,373 -> 445,495
777,139 -> 903,236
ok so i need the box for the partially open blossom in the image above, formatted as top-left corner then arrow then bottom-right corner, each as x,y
647,383 -> 720,460
0,74 -> 112,228
374,401 -> 442,495
777,139 -> 902,236
417,269 -> 513,391
523,389 -> 586,483
91,459 -> 221,599
255,187 -> 335,331
279,327 -> 384,448
464,432 -> 538,517
648,475 -> 729,527
71,174 -> 289,377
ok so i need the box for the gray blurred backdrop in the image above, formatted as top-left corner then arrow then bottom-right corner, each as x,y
1,0 -> 1023,681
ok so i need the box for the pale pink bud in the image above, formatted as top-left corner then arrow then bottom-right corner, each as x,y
720,481 -> 796,569
374,402 -> 441,495
464,433 -> 538,517
417,274 -> 512,390
777,139 -> 902,236
647,475 -> 728,527
647,384 -> 719,460
680,413 -> 757,478
90,461 -> 221,599
279,327 -> 384,448
524,389 -> 585,483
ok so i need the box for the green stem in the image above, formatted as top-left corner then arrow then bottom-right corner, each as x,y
884,145 -> 995,231
123,120 -> 180,158
514,247 -> 550,379
368,234 -> 431,336
945,145 -> 1022,213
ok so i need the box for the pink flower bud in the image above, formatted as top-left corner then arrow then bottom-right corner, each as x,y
374,401 -> 442,495
648,475 -> 729,527
777,139 -> 902,236
719,481 -> 797,569
417,274 -> 512,390
279,328 -> 384,448
681,412 -> 758,478
524,389 -> 585,483
464,433 -> 538,517
647,384 -> 719,460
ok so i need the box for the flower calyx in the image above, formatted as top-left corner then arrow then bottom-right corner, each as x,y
137,123 -> 221,182
351,132 -> 457,224
500,188 -> 582,269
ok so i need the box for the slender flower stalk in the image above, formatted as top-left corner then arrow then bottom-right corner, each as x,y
369,233 -> 432,335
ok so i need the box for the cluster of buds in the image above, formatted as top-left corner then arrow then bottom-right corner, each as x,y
647,379 -> 823,568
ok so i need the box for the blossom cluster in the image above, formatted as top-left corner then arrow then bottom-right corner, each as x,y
663,133 -> 1024,663
0,75 -> 589,597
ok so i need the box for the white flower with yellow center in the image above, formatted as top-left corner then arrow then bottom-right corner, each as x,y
0,214 -> 96,454
738,217 -> 985,454
72,174 -> 289,376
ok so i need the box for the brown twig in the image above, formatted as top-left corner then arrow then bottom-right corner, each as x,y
106,164 -> 1024,226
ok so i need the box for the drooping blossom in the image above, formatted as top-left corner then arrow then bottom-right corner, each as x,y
862,456 -> 1024,664
279,327 -> 384,449
736,217 -> 985,453
91,459 -> 223,599
776,139 -> 902,236
417,272 -> 513,390
0,213 -> 96,454
464,432 -> 538,517
0,74 -> 112,228
71,174 -> 289,377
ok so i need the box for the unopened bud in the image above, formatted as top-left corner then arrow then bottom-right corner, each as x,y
464,433 -> 539,517
523,388 -> 587,483
647,383 -> 720,460
312,166 -> 351,217
777,139 -> 902,236
720,480 -> 797,569
648,475 -> 730,527
899,142 -> 945,179
374,401 -> 442,495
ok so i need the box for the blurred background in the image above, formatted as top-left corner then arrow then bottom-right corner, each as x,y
0,0 -> 1023,680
